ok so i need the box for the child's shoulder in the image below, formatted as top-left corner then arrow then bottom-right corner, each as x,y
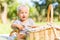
14,19 -> 20,21
13,19 -> 21,24
28,18 -> 34,22
28,18 -> 35,25
13,19 -> 20,23
28,18 -> 33,21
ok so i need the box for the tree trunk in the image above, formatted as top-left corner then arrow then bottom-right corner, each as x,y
1,2 -> 8,24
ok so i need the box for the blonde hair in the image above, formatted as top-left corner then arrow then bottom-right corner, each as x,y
17,5 -> 29,13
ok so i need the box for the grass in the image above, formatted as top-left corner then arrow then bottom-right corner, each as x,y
0,22 -> 60,34
0,23 -> 12,34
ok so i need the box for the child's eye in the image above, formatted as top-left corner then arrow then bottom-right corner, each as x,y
21,12 -> 24,14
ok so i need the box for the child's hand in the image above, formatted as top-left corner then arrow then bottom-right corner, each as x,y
31,26 -> 37,28
16,24 -> 24,30
11,24 -> 24,30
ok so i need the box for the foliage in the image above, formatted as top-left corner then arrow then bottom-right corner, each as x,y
8,2 -> 19,20
0,0 -> 60,22
32,0 -> 60,21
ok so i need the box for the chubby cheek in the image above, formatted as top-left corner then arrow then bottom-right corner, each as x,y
19,14 -> 23,18
26,14 -> 29,18
24,13 -> 29,18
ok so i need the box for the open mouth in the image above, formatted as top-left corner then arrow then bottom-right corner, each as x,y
23,16 -> 25,18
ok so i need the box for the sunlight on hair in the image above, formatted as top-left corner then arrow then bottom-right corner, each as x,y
17,5 -> 29,13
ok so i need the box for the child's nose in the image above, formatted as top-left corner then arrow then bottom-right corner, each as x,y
23,13 -> 26,16
23,13 -> 26,15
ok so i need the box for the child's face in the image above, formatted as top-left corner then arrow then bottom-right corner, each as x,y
18,8 -> 29,21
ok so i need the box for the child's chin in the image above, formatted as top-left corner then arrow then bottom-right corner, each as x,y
22,18 -> 27,21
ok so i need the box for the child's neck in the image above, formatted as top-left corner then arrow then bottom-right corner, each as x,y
20,19 -> 28,23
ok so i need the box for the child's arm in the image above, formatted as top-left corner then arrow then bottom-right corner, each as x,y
11,24 -> 24,30
28,25 -> 37,28
31,26 -> 37,28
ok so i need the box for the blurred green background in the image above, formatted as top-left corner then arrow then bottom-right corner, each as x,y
0,0 -> 60,34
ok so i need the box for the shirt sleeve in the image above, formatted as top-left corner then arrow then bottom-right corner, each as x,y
29,19 -> 35,26
13,20 -> 21,25
13,20 -> 18,24
12,20 -> 20,29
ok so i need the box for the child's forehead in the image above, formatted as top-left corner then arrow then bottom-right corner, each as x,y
17,5 -> 29,11
20,7 -> 29,11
